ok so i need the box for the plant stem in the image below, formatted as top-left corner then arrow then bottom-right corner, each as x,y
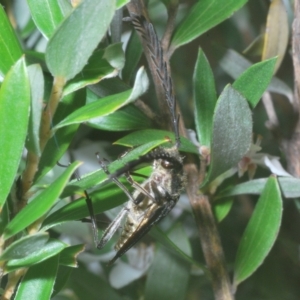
1,269 -> 27,300
19,76 -> 66,211
39,76 -> 66,152
281,0 -> 300,177
185,162 -> 234,300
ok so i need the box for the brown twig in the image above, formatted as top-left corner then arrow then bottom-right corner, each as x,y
186,163 -> 233,300
162,0 -> 179,57
19,76 -> 66,212
281,0 -> 300,177
1,269 -> 27,300
134,99 -> 158,121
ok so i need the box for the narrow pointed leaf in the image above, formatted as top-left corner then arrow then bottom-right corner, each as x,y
0,6 -> 23,76
26,64 -> 44,155
213,198 -> 234,222
52,266 -> 73,297
88,104 -> 152,131
216,179 -> 267,199
203,85 -> 252,186
59,244 -> 85,267
116,0 -> 130,9
27,0 -> 65,39
85,82 -> 151,131
233,176 -> 283,286
0,57 -> 30,209
62,49 -> 115,96
46,0 -> 115,80
58,0 -> 73,16
3,162 -> 81,240
233,57 -> 277,107
219,49 -> 293,102
122,30 -> 143,82
55,67 -> 149,128
216,177 -> 300,199
103,43 -> 125,71
0,233 -> 49,261
115,129 -> 198,154
42,184 -> 128,230
34,90 -> 85,183
5,239 -> 65,273
262,0 -> 289,73
14,255 -> 59,300
193,48 -> 217,147
171,0 -> 247,49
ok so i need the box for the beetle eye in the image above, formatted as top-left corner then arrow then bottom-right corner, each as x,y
161,160 -> 173,169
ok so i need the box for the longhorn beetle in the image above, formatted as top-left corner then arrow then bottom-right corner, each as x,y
85,15 -> 186,265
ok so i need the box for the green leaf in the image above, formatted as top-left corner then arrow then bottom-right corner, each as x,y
61,140 -> 164,197
27,0 -> 65,39
279,177 -> 300,198
102,43 -> 125,70
233,57 -> 277,107
216,179 -> 267,199
52,266 -> 73,297
145,225 -> 191,300
20,17 -> 36,39
171,0 -> 247,49
58,0 -> 73,16
46,0 -> 116,80
26,64 -> 44,156
87,104 -> 152,131
213,198 -> 234,222
34,90 -> 85,183
115,129 -> 199,154
14,255 -> 59,300
0,202 -> 10,236
0,233 -> 49,261
116,0 -> 130,9
0,6 -> 23,76
233,176 -> 283,286
219,49 -> 293,102
261,0 -> 289,73
86,84 -> 152,131
0,57 -> 30,209
3,162 -> 81,240
5,239 -> 65,273
193,48 -> 217,147
62,48 -> 118,96
42,184 -> 128,230
122,30 -> 143,82
203,85 -> 252,186
216,177 -> 300,199
89,76 -> 129,97
55,67 -> 149,128
59,244 -> 85,267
